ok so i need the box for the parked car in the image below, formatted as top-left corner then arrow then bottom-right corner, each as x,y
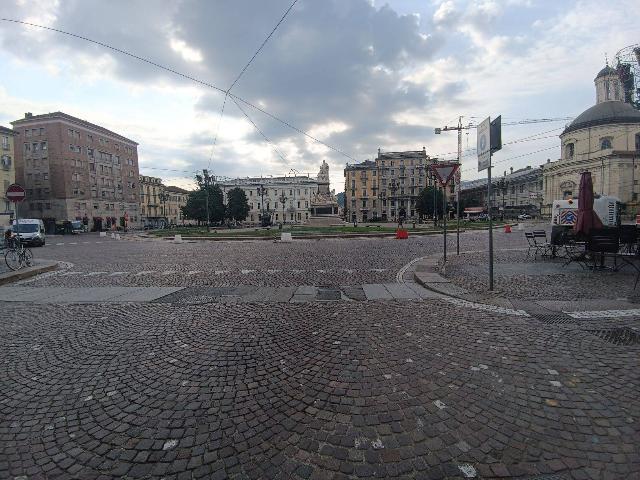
12,219 -> 46,246
70,220 -> 88,234
518,213 -> 532,220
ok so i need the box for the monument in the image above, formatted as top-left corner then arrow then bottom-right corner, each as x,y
309,160 -> 342,225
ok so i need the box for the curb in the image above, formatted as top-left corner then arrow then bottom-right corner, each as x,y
159,230 -> 454,241
0,261 -> 59,286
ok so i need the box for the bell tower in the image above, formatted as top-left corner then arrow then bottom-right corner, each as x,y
595,62 -> 624,104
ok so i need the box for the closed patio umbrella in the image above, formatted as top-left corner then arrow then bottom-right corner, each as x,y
574,171 -> 602,237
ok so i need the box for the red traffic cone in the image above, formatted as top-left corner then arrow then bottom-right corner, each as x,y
504,224 -> 511,233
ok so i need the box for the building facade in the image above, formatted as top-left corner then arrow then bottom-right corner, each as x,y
542,65 -> 640,216
459,166 -> 544,218
344,148 -> 438,222
219,176 -> 319,224
165,186 -> 190,225
1,126 -> 17,226
139,175 -> 167,228
11,112 -> 141,230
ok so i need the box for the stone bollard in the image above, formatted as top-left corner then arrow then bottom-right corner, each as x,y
280,232 -> 293,243
115,234 -> 121,240
174,234 -> 183,243
111,233 -> 116,239
99,232 -> 107,237
517,223 -> 524,231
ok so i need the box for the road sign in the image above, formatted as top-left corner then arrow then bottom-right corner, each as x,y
477,117 -> 491,171
430,162 -> 460,186
6,183 -> 26,203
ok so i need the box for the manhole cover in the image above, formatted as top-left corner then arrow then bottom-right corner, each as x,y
587,327 -> 640,346
532,313 -> 577,325
316,288 -> 342,301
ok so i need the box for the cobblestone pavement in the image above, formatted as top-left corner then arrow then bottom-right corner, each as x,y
1,301 -> 639,480
443,249 -> 640,301
3,229 -> 640,479
26,230 -> 528,288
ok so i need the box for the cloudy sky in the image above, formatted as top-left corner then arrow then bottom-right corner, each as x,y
0,0 -> 638,191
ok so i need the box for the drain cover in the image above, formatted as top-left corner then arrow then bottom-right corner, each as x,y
532,313 -> 576,325
587,327 -> 640,346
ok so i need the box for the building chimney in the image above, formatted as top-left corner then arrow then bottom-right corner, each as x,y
510,166 -> 513,174
25,112 -> 32,118
547,158 -> 551,163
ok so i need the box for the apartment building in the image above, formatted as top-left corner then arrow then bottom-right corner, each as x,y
219,176 -> 319,224
140,175 -> 166,228
344,148 -> 438,222
165,186 -> 191,225
1,126 -> 17,226
11,112 -> 140,230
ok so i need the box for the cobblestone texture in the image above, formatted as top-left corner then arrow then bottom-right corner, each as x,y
443,249 -> 640,301
1,301 -> 638,479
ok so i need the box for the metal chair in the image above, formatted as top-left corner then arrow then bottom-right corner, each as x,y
532,230 -> 552,257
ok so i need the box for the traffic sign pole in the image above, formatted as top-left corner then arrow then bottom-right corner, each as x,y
488,162 -> 494,291
443,185 -> 447,262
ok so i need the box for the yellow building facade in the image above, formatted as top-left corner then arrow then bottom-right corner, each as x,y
1,126 -> 17,226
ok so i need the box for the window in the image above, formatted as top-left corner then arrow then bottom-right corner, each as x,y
519,184 -> 524,193
565,143 -> 574,158
43,173 -> 48,180
1,136 -> 8,150
600,137 -> 612,150
25,129 -> 31,137
636,133 -> 640,152
41,142 -> 47,150
39,128 -> 44,136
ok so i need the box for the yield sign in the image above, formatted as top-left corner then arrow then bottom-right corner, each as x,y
6,183 -> 26,203
430,162 -> 460,186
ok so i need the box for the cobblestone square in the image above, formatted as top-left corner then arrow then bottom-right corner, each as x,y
1,231 -> 639,479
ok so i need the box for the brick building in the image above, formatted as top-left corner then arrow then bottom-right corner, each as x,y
11,112 -> 140,230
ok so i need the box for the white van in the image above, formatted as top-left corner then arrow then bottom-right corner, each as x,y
12,219 -> 46,247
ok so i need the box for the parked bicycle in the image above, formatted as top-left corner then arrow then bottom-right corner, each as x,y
3,235 -> 34,271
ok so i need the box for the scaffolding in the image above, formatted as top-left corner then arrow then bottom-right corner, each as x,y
615,44 -> 640,109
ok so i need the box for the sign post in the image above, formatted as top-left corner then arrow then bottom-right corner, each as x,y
431,162 -> 460,264
477,116 -> 501,291
6,184 -> 26,244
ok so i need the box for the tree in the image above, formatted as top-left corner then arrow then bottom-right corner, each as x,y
225,187 -> 250,222
181,184 -> 225,225
415,186 -> 444,219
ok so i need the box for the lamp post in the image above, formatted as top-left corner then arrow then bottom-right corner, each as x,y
279,192 -> 287,225
257,184 -> 266,226
202,169 -> 211,232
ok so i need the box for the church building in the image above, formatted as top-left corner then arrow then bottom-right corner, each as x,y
542,64 -> 640,217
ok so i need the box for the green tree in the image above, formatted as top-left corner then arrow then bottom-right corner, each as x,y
415,186 -> 444,219
181,184 -> 225,225
225,187 -> 250,222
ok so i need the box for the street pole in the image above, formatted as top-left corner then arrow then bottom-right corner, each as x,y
203,169 -> 211,232
443,185 -> 447,262
456,117 -> 461,255
14,200 -> 20,247
487,161 -> 494,290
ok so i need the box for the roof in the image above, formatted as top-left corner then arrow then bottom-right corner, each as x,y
220,176 -> 317,186
345,160 -> 376,170
377,150 -> 427,160
165,186 -> 191,194
562,100 -> 640,135
595,65 -> 617,79
11,111 -> 138,145
0,126 -> 17,135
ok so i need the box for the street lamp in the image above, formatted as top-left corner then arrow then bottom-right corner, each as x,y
256,184 -> 266,226
278,192 -> 287,225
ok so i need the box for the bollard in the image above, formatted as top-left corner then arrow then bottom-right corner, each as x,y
280,232 -> 293,243
174,234 -> 183,243
99,232 -> 106,237
115,234 -> 121,240
111,233 -> 115,239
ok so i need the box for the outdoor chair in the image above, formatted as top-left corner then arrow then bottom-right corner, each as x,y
532,230 -> 552,257
619,224 -> 638,254
586,228 -> 620,270
525,232 -> 550,259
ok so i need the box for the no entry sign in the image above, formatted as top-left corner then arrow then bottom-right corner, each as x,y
6,183 -> 26,203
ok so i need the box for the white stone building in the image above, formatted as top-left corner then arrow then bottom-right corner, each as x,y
542,64 -> 640,217
219,175 -> 319,224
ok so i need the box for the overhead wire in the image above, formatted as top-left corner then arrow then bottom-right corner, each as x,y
0,16 -> 359,164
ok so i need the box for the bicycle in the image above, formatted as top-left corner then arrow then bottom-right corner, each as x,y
4,238 -> 34,271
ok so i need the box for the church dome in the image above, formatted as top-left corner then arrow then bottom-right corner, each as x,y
595,65 -> 616,79
562,100 -> 640,135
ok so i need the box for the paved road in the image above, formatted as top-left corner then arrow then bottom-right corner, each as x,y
1,230 -> 639,479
